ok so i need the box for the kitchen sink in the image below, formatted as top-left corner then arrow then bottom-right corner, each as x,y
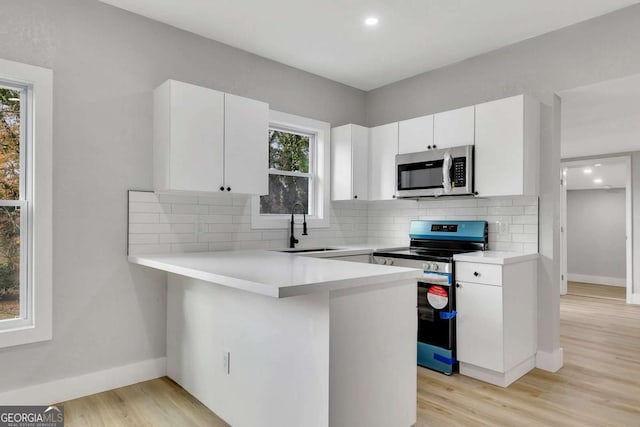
276,247 -> 342,253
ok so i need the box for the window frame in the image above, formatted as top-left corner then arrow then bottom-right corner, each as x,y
262,125 -> 316,216
251,110 -> 330,229
0,58 -> 53,349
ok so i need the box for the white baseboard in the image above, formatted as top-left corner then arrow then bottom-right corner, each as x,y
536,348 -> 563,372
460,356 -> 536,388
629,293 -> 640,305
0,357 -> 166,405
567,274 -> 625,287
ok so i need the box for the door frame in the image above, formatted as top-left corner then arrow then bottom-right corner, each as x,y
560,156 -> 633,303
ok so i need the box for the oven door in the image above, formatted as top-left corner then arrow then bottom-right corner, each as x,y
417,273 -> 455,350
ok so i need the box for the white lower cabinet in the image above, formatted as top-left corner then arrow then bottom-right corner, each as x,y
455,257 -> 537,387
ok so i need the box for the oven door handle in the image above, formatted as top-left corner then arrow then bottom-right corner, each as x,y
439,310 -> 457,320
421,273 -> 450,284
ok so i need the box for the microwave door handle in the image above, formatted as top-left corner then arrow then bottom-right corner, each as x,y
442,152 -> 453,194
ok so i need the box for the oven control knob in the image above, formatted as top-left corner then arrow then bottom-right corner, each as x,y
387,259 -> 394,266
431,264 -> 439,271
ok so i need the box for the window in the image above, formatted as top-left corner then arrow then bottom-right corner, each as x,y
260,128 -> 315,215
0,85 -> 26,325
252,111 -> 330,229
0,58 -> 52,349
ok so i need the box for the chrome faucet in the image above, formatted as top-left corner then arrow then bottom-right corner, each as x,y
289,202 -> 308,248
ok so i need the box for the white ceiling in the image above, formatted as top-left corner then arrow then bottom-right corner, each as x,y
565,161 -> 626,190
561,73 -> 640,159
98,0 -> 639,90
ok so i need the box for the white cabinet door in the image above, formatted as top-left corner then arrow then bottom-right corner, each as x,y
331,125 -> 353,200
154,80 -> 225,193
331,124 -> 369,201
351,125 -> 369,200
475,95 -> 524,197
224,93 -> 269,195
475,94 -> 540,197
433,106 -> 475,149
398,115 -> 433,154
456,281 -> 504,372
368,123 -> 399,201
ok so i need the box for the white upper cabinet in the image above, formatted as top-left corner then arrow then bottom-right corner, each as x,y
433,106 -> 475,149
224,93 -> 269,195
474,94 -> 540,197
398,115 -> 434,154
331,124 -> 369,201
154,80 -> 225,193
153,80 -> 269,195
368,122 -> 399,201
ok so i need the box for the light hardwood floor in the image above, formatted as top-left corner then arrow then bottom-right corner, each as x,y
567,281 -> 626,300
62,292 -> 640,426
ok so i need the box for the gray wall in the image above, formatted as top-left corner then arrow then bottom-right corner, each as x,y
567,189 -> 626,281
0,0 -> 366,393
365,4 -> 640,356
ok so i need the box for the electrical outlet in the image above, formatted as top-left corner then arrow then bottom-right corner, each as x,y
223,351 -> 230,375
496,219 -> 509,234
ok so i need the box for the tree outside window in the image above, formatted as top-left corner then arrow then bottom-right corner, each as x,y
260,128 -> 314,215
0,87 -> 21,321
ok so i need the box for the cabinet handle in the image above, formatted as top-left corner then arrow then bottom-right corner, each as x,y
473,272 -> 480,277
226,187 -> 231,192
392,194 -> 396,199
456,283 -> 461,288
427,145 -> 432,150
219,186 -> 225,191
354,195 -> 358,199
433,144 -> 437,149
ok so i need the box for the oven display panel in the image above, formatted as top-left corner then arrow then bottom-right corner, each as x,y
431,224 -> 458,232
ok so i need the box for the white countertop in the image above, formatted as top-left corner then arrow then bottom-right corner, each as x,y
129,250 -> 421,298
453,251 -> 539,265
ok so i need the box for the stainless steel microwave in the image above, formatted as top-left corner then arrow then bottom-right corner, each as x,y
396,145 -> 474,198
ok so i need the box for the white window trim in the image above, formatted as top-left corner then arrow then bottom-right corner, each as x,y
252,110 -> 330,229
0,58 -> 53,349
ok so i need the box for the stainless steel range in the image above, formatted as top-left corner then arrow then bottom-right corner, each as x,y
372,220 -> 488,375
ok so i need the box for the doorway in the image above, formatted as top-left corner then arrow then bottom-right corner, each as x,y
560,157 -> 632,302
558,73 -> 640,304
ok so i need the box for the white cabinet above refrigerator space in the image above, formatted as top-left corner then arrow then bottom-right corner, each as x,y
474,94 -> 540,197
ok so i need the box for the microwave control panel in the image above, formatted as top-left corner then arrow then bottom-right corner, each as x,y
452,157 -> 467,187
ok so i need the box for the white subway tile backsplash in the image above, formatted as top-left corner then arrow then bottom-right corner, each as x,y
129,223 -> 172,234
172,204 -> 209,215
128,234 -> 160,244
129,202 -> 170,213
171,243 -> 209,253
129,191 -> 159,203
159,233 -> 196,244
512,215 -> 538,225
128,191 -> 538,256
488,206 -> 524,216
524,205 -> 539,215
198,195 -> 233,206
158,214 -> 197,224
129,213 -> 160,224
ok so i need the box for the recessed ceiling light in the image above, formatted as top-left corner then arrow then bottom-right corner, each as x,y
364,17 -> 379,27
593,178 -> 603,184
594,163 -> 602,167
583,167 -> 593,174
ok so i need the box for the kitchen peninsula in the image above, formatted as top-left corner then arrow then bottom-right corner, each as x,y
130,250 -> 422,427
